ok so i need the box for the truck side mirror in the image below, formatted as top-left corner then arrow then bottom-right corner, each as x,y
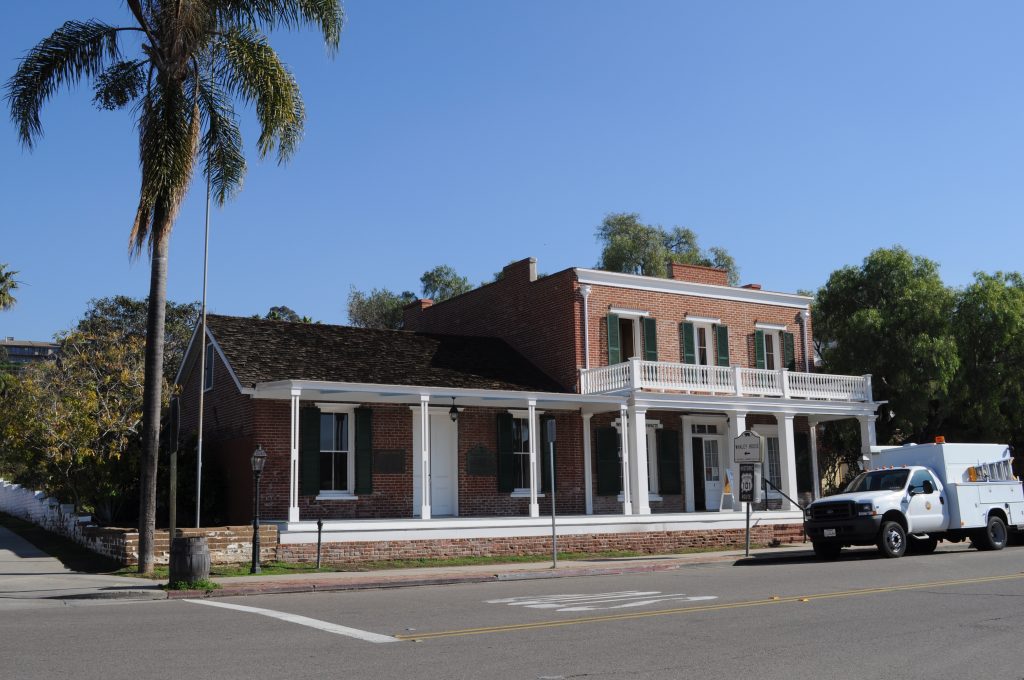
922,480 -> 934,495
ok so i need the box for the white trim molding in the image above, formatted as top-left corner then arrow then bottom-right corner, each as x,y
686,315 -> 722,325
576,268 -> 812,310
755,322 -> 788,331
608,307 -> 651,318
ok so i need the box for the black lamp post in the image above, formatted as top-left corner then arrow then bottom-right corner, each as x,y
250,444 -> 267,574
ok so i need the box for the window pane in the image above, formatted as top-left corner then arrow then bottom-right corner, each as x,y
514,452 -> 530,489
512,418 -> 529,453
767,437 -> 781,489
335,452 -> 348,491
765,335 -> 776,370
335,413 -> 349,451
320,414 -> 334,451
697,327 -> 708,365
320,451 -> 333,490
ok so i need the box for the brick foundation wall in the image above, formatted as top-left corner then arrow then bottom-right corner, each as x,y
277,523 -> 804,563
89,525 -> 279,566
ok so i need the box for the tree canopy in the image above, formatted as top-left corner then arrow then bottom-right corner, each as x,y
596,212 -> 739,285
420,265 -> 472,302
347,287 -> 417,330
260,305 -> 316,323
0,263 -> 18,310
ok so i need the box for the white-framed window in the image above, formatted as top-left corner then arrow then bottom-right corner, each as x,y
203,343 -> 215,391
765,436 -> 782,492
646,422 -> 663,496
318,406 -> 356,495
691,423 -> 719,435
511,416 -> 532,492
704,440 -> 721,483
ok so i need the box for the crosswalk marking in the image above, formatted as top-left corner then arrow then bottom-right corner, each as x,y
486,590 -> 718,612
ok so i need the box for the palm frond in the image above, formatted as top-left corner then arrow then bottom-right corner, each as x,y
211,0 -> 343,52
93,59 -> 148,110
5,20 -> 122,148
214,27 -> 304,163
189,69 -> 246,204
130,84 -> 201,256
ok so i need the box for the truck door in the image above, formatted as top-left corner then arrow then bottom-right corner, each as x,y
906,469 -> 946,533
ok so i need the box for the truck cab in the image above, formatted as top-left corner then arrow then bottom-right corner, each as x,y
804,442 -> 1022,560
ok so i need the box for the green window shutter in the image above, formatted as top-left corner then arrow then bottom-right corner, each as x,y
607,314 -> 621,365
354,407 -> 373,494
642,317 -> 658,361
540,416 -> 555,493
299,407 -> 321,497
754,330 -> 766,369
596,427 -> 621,496
496,413 -> 515,492
680,322 -> 696,364
656,429 -> 682,495
783,332 -> 796,371
715,324 -> 730,367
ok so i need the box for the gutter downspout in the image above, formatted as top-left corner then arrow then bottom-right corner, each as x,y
801,308 -> 810,372
580,284 -> 592,370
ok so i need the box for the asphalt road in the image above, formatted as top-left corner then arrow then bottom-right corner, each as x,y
3,543 -> 1023,680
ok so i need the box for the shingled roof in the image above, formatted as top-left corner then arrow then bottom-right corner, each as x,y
203,314 -> 567,393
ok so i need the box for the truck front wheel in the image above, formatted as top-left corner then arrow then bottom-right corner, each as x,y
877,521 -> 907,558
975,515 -> 1008,551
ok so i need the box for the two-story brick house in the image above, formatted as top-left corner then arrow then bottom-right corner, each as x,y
175,258 -> 879,562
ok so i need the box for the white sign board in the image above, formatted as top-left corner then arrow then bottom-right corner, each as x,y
733,430 -> 764,463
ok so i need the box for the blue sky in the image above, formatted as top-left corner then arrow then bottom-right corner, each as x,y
3,1 -> 1023,340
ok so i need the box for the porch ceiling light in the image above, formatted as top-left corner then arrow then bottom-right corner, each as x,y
449,397 -> 459,422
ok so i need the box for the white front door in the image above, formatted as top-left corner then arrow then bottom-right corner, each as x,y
412,412 -> 458,517
703,439 -> 723,511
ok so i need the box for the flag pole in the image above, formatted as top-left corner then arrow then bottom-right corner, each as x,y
195,170 -> 211,528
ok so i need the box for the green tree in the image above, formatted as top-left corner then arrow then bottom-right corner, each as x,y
261,305 -> 314,323
77,296 -> 199,381
949,272 -> 1024,456
0,263 -> 18,310
596,213 -> 739,285
0,329 -> 147,521
814,247 -> 959,444
7,1 -> 343,573
347,287 -> 416,330
421,265 -> 472,302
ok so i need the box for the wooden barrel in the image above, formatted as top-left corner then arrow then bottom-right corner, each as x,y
169,536 -> 211,584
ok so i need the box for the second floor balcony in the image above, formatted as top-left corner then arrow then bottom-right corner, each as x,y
580,358 -> 873,402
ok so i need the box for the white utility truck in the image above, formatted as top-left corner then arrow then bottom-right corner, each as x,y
803,441 -> 1023,559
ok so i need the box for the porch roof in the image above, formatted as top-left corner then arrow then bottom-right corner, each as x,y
205,314 -> 567,393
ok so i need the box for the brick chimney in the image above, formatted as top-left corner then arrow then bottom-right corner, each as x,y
501,257 -> 538,283
666,262 -> 729,286
402,299 -> 433,330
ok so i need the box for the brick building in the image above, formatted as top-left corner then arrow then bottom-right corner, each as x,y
175,258 -> 879,562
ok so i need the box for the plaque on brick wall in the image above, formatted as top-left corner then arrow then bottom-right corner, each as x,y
466,444 -> 496,476
373,449 -> 406,474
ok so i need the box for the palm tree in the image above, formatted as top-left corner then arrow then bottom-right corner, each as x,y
6,1 -> 342,574
0,264 -> 18,310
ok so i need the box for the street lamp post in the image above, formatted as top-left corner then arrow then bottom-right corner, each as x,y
250,445 -> 267,574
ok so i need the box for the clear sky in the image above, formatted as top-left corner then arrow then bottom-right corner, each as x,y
2,1 -> 1023,340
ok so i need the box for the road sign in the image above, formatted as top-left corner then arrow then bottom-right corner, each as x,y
733,430 -> 764,463
739,463 -> 760,503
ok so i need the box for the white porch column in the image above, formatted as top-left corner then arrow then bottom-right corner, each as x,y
527,399 -> 540,518
418,395 -> 431,520
681,416 -> 694,512
775,414 -> 799,511
858,415 -> 877,463
582,413 -> 594,515
288,388 -> 301,522
627,402 -> 650,515
727,411 -> 747,513
619,404 -> 632,515
808,418 -> 821,500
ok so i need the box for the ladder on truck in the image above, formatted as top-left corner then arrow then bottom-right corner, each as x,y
968,458 -> 1016,482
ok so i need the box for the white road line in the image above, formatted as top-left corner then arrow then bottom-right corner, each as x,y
184,599 -> 397,644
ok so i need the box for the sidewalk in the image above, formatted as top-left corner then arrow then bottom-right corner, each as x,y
169,543 -> 815,600
0,526 -> 163,601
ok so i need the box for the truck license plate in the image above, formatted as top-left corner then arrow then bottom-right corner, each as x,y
823,529 -> 836,538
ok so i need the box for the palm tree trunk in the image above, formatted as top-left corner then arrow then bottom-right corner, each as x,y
138,231 -> 169,574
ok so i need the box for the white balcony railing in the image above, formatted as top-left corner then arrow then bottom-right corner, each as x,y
580,358 -> 872,402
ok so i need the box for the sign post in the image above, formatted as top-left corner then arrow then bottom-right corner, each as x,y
734,431 -> 764,557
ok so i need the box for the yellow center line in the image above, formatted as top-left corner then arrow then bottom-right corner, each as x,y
394,572 -> 1024,641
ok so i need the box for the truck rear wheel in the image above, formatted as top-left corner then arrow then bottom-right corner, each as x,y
908,535 -> 938,555
975,515 -> 1008,551
812,542 -> 842,560
877,521 -> 907,558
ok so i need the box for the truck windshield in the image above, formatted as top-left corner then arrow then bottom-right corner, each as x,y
845,470 -> 910,493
